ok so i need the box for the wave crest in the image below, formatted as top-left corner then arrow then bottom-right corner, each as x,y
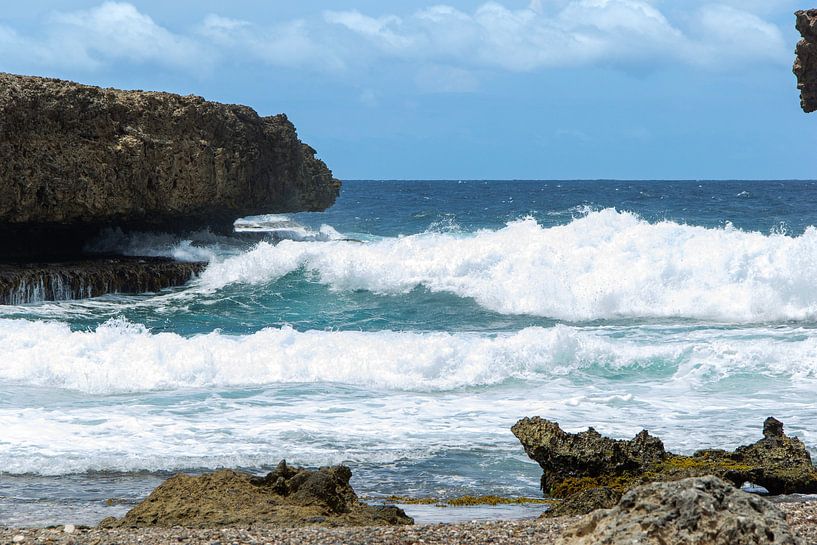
199,209 -> 817,322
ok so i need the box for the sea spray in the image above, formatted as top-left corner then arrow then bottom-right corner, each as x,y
197,210 -> 817,322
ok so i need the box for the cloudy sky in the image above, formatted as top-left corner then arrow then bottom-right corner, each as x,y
0,0 -> 813,179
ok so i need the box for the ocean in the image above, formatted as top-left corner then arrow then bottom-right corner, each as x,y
3,179 -> 817,526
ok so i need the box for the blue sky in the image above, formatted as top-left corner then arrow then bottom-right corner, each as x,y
0,0 -> 813,179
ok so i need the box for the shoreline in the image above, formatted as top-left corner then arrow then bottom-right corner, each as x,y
3,502 -> 817,545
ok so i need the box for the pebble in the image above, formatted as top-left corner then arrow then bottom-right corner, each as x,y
1,503 -> 816,545
64,524 -> 76,534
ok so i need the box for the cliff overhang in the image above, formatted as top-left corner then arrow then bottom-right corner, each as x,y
0,73 -> 340,260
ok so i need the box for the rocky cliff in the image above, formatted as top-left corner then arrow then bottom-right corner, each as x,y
795,10 -> 817,112
0,73 -> 340,259
0,257 -> 205,304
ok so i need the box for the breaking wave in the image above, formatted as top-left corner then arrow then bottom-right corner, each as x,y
1,317 -> 817,394
197,209 -> 817,322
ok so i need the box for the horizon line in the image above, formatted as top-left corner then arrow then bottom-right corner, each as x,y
339,178 -> 817,182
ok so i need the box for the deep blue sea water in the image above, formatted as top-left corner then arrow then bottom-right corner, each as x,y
3,180 -> 817,526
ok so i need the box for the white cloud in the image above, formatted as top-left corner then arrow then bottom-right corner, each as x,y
0,2 -> 207,73
52,2 -> 206,70
685,5 -> 789,67
0,0 -> 791,85
323,0 -> 789,72
198,14 -> 344,71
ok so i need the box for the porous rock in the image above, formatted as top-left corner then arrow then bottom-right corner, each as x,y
99,461 -> 413,528
513,417 -> 817,516
511,416 -> 667,496
541,487 -> 621,518
795,10 -> 817,113
557,476 -> 803,545
0,73 -> 340,259
0,257 -> 204,304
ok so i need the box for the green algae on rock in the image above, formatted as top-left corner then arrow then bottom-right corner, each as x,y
511,416 -> 667,497
512,416 -> 817,516
541,487 -> 621,518
99,461 -> 413,528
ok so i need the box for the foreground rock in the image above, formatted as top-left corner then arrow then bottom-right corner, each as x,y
99,461 -> 412,528
513,417 -> 817,515
0,73 -> 340,259
542,487 -> 621,518
795,10 -> 817,113
557,476 -> 802,545
0,257 -> 204,303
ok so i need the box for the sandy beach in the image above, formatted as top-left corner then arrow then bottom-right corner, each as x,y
2,501 -> 816,545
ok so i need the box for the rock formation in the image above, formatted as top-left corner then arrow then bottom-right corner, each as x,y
512,416 -> 668,497
0,73 -> 340,259
99,461 -> 413,528
542,487 -> 621,518
557,476 -> 803,545
513,417 -> 817,515
0,257 -> 205,304
795,10 -> 817,112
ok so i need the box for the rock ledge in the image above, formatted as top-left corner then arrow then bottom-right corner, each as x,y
100,462 -> 413,528
0,73 -> 340,259
513,417 -> 817,515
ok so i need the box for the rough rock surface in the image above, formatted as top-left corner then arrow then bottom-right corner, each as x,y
513,417 -> 817,516
99,461 -> 413,528
511,416 -> 667,496
0,257 -> 204,304
540,486 -> 621,518
557,476 -> 803,545
0,73 -> 340,258
542,487 -> 621,518
796,10 -> 817,112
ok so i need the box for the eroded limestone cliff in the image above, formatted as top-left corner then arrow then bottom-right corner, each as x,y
0,73 -> 340,259
795,10 -> 817,112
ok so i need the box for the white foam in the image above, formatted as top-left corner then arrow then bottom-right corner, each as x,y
199,209 -> 817,322
3,318 -> 817,395
4,318 -> 817,475
84,228 -> 248,262
0,319 -> 653,393
234,214 -> 345,242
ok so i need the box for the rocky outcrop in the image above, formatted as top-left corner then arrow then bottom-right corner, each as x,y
557,476 -> 802,545
99,461 -> 413,528
511,416 -> 667,497
795,10 -> 817,112
0,73 -> 340,259
542,487 -> 621,518
513,417 -> 817,515
0,257 -> 204,304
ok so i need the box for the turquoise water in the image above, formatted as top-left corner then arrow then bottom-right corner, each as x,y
3,180 -> 817,526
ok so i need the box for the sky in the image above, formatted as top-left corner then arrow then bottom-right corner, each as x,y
0,0 -> 814,180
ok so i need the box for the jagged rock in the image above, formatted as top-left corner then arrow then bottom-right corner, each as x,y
0,257 -> 204,304
557,476 -> 803,545
511,416 -> 667,497
542,487 -> 621,518
0,73 -> 340,259
513,417 -> 817,516
99,461 -> 413,528
795,10 -> 817,113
